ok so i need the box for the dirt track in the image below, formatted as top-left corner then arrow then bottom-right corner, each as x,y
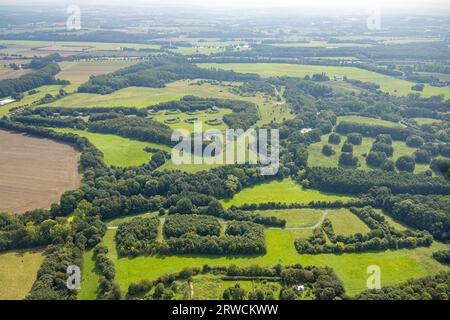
0,130 -> 80,214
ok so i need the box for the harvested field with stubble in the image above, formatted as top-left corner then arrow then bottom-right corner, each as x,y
0,130 -> 81,214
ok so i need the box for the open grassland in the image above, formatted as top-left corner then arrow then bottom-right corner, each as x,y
57,61 -> 138,85
0,249 -> 44,300
46,80 -> 292,126
0,84 -> 73,116
47,80 -> 245,108
256,209 -> 323,228
198,63 -> 450,98
77,249 -> 100,300
375,209 -> 409,232
337,115 -> 403,128
326,209 -> 371,236
308,134 -> 431,173
220,178 -> 355,208
77,227 -> 450,299
0,129 -> 80,214
413,117 -> 443,125
52,128 -> 171,167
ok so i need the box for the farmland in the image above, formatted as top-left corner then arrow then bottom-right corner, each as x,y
57,61 -> 138,85
199,63 -> 450,98
0,129 -> 80,214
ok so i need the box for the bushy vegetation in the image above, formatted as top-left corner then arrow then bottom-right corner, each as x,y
355,272 -> 450,300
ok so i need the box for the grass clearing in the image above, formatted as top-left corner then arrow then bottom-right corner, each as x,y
0,84 -> 74,116
77,249 -> 100,300
326,208 -> 371,235
221,178 -> 355,208
337,115 -> 403,128
46,80 -> 245,109
198,63 -> 450,98
0,248 -> 45,300
256,209 -> 323,228
51,128 -> 171,167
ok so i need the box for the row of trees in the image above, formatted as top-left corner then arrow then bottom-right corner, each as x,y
0,62 -> 68,98
77,57 -> 259,94
304,167 -> 450,195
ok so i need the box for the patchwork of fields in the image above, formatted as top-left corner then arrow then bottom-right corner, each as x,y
77,219 -> 449,299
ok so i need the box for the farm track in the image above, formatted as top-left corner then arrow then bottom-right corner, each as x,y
270,210 -> 330,230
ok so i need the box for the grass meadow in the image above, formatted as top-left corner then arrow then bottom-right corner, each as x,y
220,178 -> 355,208
0,248 -> 44,300
326,208 -> 371,235
52,128 -> 171,167
256,209 -> 323,228
198,63 -> 450,98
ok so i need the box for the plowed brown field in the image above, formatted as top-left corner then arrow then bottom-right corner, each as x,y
0,130 -> 80,214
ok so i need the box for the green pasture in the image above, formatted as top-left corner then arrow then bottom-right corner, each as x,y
220,178 -> 355,208
52,128 -> 171,167
198,63 -> 450,98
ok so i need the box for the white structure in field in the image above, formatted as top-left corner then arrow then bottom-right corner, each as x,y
0,99 -> 16,106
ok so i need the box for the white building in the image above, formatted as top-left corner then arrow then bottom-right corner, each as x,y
0,99 -> 16,106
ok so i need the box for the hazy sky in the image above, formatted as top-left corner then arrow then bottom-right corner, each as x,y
3,0 -> 450,12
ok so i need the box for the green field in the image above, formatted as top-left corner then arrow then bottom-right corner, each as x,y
173,274 -> 283,300
47,80 -> 291,126
75,226 -> 450,299
337,115 -> 404,128
307,133 -> 431,173
77,249 -> 101,300
198,63 -> 450,98
0,248 -> 44,300
413,117 -> 443,125
326,209 -> 371,236
221,178 -> 355,208
52,128 -> 171,167
47,80 -> 246,109
0,84 -> 74,116
256,209 -> 323,228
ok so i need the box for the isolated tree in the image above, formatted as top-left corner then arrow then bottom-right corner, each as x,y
396,156 -> 416,172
